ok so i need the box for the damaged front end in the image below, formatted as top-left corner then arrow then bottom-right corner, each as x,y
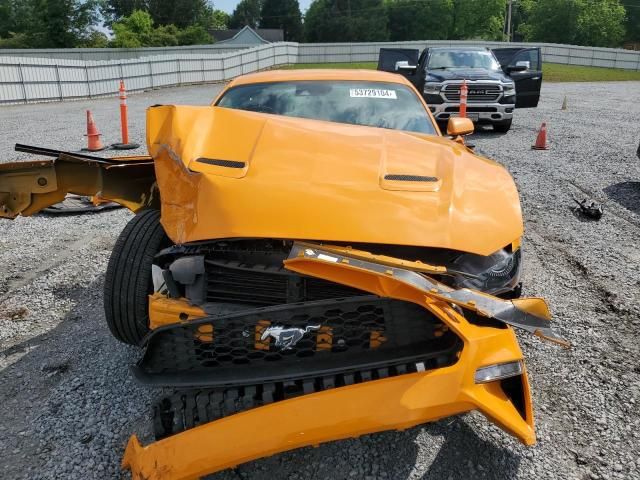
122,239 -> 567,480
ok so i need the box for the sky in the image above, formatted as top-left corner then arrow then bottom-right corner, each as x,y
215,0 -> 313,14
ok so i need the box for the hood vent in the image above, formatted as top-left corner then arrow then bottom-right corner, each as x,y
384,174 -> 438,182
196,158 -> 246,169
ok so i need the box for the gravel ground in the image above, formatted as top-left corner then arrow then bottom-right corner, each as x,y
0,80 -> 639,480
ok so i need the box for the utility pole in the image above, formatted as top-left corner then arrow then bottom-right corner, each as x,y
506,0 -> 513,42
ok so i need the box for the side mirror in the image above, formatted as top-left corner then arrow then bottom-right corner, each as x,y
395,60 -> 417,73
507,60 -> 530,73
447,117 -> 474,137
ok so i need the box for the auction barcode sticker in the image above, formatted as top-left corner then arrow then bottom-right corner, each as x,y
349,88 -> 397,99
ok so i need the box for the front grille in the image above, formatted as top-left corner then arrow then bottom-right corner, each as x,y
135,296 -> 460,388
443,84 -> 501,102
444,106 -> 498,113
205,258 -> 363,305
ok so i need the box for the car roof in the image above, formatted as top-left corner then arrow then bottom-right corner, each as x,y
226,69 -> 415,88
430,46 -> 490,52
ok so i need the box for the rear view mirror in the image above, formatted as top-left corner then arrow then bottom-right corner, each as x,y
447,117 -> 474,137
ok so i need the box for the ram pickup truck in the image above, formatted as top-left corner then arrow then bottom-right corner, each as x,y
378,46 -> 543,133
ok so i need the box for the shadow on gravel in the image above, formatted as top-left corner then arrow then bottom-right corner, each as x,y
423,419 -> 521,479
0,276 -> 144,479
604,181 -> 640,215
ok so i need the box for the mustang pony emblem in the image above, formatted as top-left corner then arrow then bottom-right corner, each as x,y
261,324 -> 321,350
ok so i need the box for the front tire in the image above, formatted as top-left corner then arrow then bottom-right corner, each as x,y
104,209 -> 169,345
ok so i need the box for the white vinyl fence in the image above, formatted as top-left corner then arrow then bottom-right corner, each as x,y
298,41 -> 640,70
0,40 -> 638,105
0,44 -> 252,61
0,43 -> 298,104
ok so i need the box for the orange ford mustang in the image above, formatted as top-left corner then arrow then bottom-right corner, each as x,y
0,69 -> 567,480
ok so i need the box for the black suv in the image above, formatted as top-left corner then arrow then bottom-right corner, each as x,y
378,46 -> 543,133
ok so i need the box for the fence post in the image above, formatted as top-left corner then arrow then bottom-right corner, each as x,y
84,64 -> 92,98
177,58 -> 182,86
201,57 -> 205,82
54,63 -> 63,101
17,63 -> 27,104
148,60 -> 154,88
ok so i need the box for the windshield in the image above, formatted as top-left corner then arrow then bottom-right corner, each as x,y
216,81 -> 436,135
428,50 -> 501,70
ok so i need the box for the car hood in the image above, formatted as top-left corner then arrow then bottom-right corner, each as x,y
147,105 -> 522,256
426,68 -> 510,83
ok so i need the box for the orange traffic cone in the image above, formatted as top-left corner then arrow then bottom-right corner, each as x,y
84,110 -> 105,151
531,122 -> 549,150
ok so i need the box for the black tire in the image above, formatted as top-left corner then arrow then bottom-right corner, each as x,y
104,209 -> 169,345
493,119 -> 512,133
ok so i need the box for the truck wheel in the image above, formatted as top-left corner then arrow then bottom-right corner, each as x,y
104,209 -> 169,345
493,119 -> 512,133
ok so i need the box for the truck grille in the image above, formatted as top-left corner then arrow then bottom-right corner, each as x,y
443,84 -> 501,102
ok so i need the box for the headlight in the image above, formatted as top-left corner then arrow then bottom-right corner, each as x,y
449,248 -> 521,295
503,84 -> 516,97
424,82 -> 442,95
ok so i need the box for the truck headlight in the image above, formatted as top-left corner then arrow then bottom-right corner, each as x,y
475,361 -> 523,383
424,83 -> 441,94
449,248 -> 521,295
503,85 -> 516,97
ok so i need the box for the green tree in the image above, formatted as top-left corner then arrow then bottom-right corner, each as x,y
103,0 -> 209,28
147,0 -> 208,28
260,0 -> 303,41
521,0 -> 626,47
111,9 -> 154,47
110,8 -> 213,47
387,0 -> 453,41
449,0 -> 506,40
79,30 -> 110,47
304,0 -> 389,42
198,7 -> 231,30
177,24 -> 213,44
0,0 -> 100,48
229,0 -> 262,28
625,2 -> 640,43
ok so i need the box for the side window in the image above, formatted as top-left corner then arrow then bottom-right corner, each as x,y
511,49 -> 540,71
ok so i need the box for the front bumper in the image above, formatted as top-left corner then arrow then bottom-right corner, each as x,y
123,320 -> 534,480
119,241 -> 567,480
429,102 -> 515,124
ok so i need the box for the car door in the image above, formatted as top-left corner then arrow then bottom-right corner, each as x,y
491,47 -> 543,108
377,48 -> 423,90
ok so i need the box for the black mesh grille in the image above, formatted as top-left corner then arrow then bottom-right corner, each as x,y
384,174 -> 438,182
195,158 -> 246,168
205,259 -> 363,305
135,296 -> 460,388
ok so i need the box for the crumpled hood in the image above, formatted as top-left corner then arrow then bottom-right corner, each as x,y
426,68 -> 510,83
147,105 -> 523,256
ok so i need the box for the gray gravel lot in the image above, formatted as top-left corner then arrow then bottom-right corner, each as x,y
0,80 -> 639,480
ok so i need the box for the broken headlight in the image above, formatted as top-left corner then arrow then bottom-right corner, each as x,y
449,248 -> 521,295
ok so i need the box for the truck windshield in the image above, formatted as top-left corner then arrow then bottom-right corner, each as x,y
216,80 -> 436,135
428,50 -> 501,70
